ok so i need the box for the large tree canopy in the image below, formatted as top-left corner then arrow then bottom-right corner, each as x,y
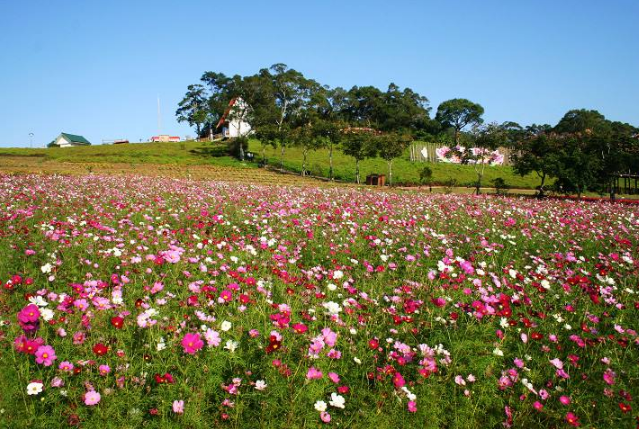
435,98 -> 485,145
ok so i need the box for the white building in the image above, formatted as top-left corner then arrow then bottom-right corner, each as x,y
49,133 -> 91,148
216,98 -> 252,138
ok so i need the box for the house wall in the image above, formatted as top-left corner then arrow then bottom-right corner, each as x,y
226,119 -> 252,138
55,136 -> 72,147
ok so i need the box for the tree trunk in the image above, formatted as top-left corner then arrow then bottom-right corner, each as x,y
302,148 -> 308,176
538,173 -> 546,198
388,160 -> 393,186
329,143 -> 334,181
238,123 -> 244,161
355,159 -> 360,184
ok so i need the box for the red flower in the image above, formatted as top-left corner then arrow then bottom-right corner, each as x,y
619,402 -> 631,413
265,335 -> 282,354
110,316 -> 124,329
565,412 -> 580,427
93,343 -> 108,356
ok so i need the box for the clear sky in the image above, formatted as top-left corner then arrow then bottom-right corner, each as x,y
1,0 -> 638,147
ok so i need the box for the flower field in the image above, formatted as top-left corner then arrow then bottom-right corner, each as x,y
0,174 -> 638,428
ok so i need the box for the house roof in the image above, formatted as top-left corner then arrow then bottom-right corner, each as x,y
216,98 -> 238,130
60,132 -> 91,145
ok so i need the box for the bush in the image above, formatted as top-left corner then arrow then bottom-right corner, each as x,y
443,177 -> 458,194
492,177 -> 509,196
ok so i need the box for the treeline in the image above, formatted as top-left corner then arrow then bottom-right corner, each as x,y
176,64 -> 639,196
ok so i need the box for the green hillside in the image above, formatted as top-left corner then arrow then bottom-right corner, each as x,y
0,140 -> 543,189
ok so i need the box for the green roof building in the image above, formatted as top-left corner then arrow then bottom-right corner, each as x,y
49,132 -> 91,148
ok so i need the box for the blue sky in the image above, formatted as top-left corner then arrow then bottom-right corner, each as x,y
1,0 -> 637,147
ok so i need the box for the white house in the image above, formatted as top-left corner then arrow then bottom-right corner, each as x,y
216,98 -> 252,138
49,133 -> 92,148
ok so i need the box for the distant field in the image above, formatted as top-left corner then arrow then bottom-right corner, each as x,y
0,140 -> 544,189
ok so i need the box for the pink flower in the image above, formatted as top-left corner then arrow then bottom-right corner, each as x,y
533,401 -> 543,411
320,411 -> 331,423
59,361 -> 74,372
408,401 -> 417,412
181,332 -> 204,355
84,390 -> 101,406
172,400 -> 184,414
34,345 -> 57,366
328,372 -> 340,384
204,329 -> 221,347
99,365 -> 111,376
603,368 -> 616,385
559,395 -> 571,405
306,367 -> 323,380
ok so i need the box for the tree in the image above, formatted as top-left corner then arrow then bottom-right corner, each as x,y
554,109 -> 610,135
466,122 -> 505,195
291,124 -> 323,176
550,134 -> 600,198
312,87 -> 349,180
341,131 -> 377,184
435,99 -> 485,145
257,64 -> 317,169
376,133 -> 411,185
313,119 -> 344,181
175,84 -> 208,139
419,165 -> 433,192
512,131 -> 560,197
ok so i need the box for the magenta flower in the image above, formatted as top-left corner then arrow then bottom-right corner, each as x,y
84,390 -> 101,406
181,332 -> 204,354
408,401 -> 417,412
34,345 -> 57,366
17,304 -> 40,323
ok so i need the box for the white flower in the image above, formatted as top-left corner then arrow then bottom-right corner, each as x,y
314,400 -> 327,412
322,301 -> 341,316
224,340 -> 238,353
329,392 -> 345,409
353,357 -> 362,364
332,270 -> 344,280
29,296 -> 48,307
493,348 -> 504,357
327,283 -> 337,291
221,321 -> 232,332
40,263 -> 53,274
40,308 -> 54,322
27,382 -> 43,395
157,338 -> 166,351
255,380 -> 267,391
499,318 -> 509,329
